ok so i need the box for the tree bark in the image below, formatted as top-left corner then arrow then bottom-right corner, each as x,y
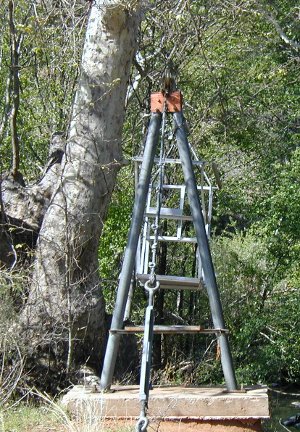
19,0 -> 141,375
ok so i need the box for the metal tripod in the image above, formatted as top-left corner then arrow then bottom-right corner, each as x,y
100,103 -> 237,394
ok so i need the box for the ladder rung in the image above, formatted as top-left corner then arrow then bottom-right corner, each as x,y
133,156 -> 205,167
146,236 -> 197,243
136,274 -> 204,290
110,326 -> 229,335
145,208 -> 193,221
148,207 -> 183,217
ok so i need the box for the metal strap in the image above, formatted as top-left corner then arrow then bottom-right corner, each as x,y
148,98 -> 167,287
136,281 -> 159,432
136,98 -> 167,432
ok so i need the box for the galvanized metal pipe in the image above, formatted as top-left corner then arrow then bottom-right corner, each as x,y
100,113 -> 162,390
174,112 -> 238,391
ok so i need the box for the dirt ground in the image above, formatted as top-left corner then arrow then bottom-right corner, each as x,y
28,419 -> 262,432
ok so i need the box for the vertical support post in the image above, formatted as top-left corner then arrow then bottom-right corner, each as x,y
100,113 -> 162,390
174,112 -> 238,391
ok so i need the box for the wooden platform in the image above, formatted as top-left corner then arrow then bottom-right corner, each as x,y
62,385 -> 269,431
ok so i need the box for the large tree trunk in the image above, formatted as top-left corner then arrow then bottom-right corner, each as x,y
19,0 -> 141,376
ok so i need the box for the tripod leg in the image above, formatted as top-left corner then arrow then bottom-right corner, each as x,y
100,113 -> 162,390
174,111 -> 237,391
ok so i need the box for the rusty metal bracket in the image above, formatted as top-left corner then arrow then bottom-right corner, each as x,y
150,91 -> 182,113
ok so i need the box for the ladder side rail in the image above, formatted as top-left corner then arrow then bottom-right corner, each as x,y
124,278 -> 134,321
134,158 -> 139,197
100,113 -> 162,391
174,111 -> 238,392
196,246 -> 202,280
200,165 -> 207,225
177,185 -> 185,239
140,186 -> 153,274
207,184 -> 213,238
144,180 -> 155,274
134,159 -> 143,275
204,170 -> 212,187
143,218 -> 151,274
136,236 -> 142,274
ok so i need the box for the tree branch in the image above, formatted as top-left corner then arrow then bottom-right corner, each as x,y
261,8 -> 300,50
0,76 -> 12,143
8,0 -> 21,179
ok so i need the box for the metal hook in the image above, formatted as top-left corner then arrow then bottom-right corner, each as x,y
136,415 -> 149,432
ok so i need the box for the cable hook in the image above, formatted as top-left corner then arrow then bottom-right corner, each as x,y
136,415 -> 149,432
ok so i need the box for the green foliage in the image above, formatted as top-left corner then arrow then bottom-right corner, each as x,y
261,148 -> 300,282
98,167 -> 134,313
0,1 -> 87,178
212,232 -> 300,384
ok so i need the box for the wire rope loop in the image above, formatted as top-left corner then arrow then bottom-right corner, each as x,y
144,279 -> 160,293
136,416 -> 148,432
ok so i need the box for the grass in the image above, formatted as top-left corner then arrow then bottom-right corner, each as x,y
0,404 -> 64,432
0,401 -> 135,432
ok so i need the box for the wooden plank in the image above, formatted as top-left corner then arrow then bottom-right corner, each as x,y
110,326 -> 229,335
136,274 -> 204,290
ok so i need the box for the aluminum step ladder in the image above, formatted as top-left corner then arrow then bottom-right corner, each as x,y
133,154 -> 214,295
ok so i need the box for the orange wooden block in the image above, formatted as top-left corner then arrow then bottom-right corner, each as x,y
151,91 -> 183,113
